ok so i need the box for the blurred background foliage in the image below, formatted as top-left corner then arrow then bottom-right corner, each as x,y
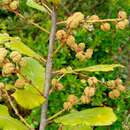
0,0 -> 130,130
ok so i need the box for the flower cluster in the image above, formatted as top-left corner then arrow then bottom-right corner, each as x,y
56,11 -> 128,61
56,30 -> 93,61
51,79 -> 64,91
80,77 -> 98,104
63,95 -> 78,110
107,78 -> 126,99
2,0 -> 19,11
0,46 -> 27,90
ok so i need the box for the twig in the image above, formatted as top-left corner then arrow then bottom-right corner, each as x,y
57,18 -> 122,25
48,109 -> 65,121
39,7 -> 57,130
14,12 -> 50,34
41,2 -> 52,14
4,89 -> 35,130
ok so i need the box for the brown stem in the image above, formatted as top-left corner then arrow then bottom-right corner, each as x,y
39,7 -> 57,130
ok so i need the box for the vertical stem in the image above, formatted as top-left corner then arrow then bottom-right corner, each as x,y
39,7 -> 57,130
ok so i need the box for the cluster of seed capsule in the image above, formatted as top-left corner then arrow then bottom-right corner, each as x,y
107,78 -> 126,99
56,11 -> 128,61
65,11 -> 129,31
56,29 -> 93,61
0,47 -> 27,90
2,0 -> 19,11
51,79 -> 64,91
80,77 -> 98,104
63,94 -> 78,110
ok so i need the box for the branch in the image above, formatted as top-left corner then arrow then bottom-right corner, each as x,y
14,12 -> 50,34
39,7 -> 57,130
57,18 -> 122,25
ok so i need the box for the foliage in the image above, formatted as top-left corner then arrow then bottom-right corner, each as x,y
0,0 -> 130,130
0,105 -> 28,130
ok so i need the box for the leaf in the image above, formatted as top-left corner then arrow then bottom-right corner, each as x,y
12,57 -> 45,109
20,57 -> 45,91
12,84 -> 45,109
0,33 -> 10,44
75,64 -> 124,72
5,37 -> 42,61
62,125 -> 93,130
0,105 -> 29,130
55,107 -> 117,126
26,0 -> 47,13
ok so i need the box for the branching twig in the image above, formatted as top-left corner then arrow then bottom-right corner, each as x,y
4,89 -> 35,130
14,12 -> 50,34
48,109 -> 65,121
39,7 -> 57,130
57,18 -> 122,25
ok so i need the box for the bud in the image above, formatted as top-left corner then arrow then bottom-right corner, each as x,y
123,19 -> 129,26
10,51 -> 22,63
2,63 -> 15,75
15,79 -> 26,89
19,58 -> 27,67
66,12 -> 84,29
76,51 -> 86,61
63,102 -> 72,110
85,48 -> 93,59
70,43 -> 78,51
80,79 -> 86,84
3,0 -> 12,4
106,80 -> 116,89
0,48 -> 8,58
115,78 -> 122,85
0,82 -> 5,90
9,1 -> 18,11
100,23 -> 111,31
90,15 -> 100,21
52,79 -> 58,86
55,82 -> 64,91
116,21 -> 126,29
87,77 -> 98,86
84,87 -> 96,97
118,11 -> 127,19
118,85 -> 126,92
78,43 -> 85,50
67,95 -> 78,105
66,35 -> 75,46
109,89 -> 120,99
56,30 -> 67,41
81,95 -> 91,104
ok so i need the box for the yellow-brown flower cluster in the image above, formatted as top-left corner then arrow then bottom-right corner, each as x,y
66,12 -> 84,29
63,94 -> 78,110
56,29 -> 93,61
52,79 -> 64,91
2,0 -> 19,11
107,78 -> 126,99
80,77 -> 98,104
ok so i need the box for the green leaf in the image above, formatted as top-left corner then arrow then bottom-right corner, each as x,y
5,37 -> 42,61
0,105 -> 29,130
62,125 -> 93,130
26,0 -> 47,13
12,57 -> 45,109
20,57 -> 45,91
75,64 -> 124,72
0,33 -> 10,44
55,107 -> 117,126
12,84 -> 45,109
